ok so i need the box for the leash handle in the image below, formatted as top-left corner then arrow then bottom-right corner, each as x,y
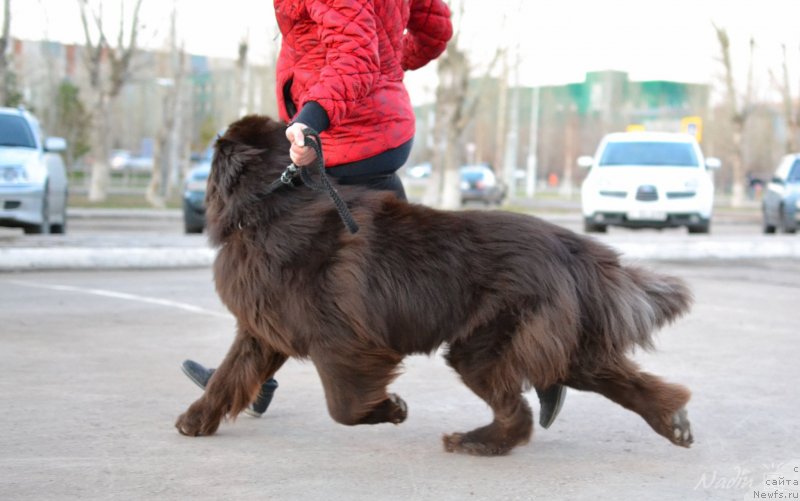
297,127 -> 360,234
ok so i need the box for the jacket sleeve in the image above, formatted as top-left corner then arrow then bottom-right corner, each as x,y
401,0 -> 453,71
303,0 -> 380,128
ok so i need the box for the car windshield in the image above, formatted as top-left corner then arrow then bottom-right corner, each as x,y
191,169 -> 209,181
599,141 -> 698,167
788,159 -> 800,182
0,115 -> 36,148
461,167 -> 494,182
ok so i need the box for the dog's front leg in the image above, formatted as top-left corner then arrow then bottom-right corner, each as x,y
176,333 -> 286,436
311,348 -> 407,426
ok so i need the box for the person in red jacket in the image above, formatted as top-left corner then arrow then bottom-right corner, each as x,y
183,0 -> 566,429
281,0 -> 453,196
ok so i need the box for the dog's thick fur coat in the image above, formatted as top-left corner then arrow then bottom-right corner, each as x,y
175,115 -> 694,455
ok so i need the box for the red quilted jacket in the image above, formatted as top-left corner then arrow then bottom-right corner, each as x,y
274,0 -> 452,167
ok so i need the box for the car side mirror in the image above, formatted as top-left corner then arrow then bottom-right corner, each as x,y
771,176 -> 784,185
705,157 -> 721,170
45,137 -> 67,152
577,156 -> 594,169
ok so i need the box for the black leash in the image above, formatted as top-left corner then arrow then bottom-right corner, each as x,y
269,127 -> 359,234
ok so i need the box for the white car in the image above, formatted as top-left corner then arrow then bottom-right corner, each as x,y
0,107 -> 68,234
579,132 -> 720,234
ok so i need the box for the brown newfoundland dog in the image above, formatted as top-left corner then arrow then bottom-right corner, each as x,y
175,115 -> 694,455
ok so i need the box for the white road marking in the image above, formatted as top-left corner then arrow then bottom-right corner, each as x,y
4,280 -> 231,319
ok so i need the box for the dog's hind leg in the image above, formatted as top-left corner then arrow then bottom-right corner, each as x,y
311,348 -> 407,426
442,338 -> 533,456
176,332 -> 286,436
567,357 -> 693,447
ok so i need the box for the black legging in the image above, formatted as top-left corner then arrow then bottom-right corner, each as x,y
330,172 -> 407,201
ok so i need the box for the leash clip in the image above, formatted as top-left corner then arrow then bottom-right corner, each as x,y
280,164 -> 298,185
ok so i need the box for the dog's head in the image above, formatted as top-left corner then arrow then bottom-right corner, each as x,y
205,115 -> 292,243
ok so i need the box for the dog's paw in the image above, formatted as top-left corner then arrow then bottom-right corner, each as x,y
356,393 -> 409,425
669,408 -> 693,448
442,431 -> 513,456
387,393 -> 408,424
175,411 -> 203,436
443,432 -> 465,453
175,402 -> 221,437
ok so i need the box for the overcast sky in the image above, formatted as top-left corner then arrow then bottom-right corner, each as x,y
8,0 -> 800,103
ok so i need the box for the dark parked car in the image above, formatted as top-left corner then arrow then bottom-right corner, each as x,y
762,153 -> 800,234
0,107 -> 68,234
182,147 -> 212,234
460,164 -> 506,206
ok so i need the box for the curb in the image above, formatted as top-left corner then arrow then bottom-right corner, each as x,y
0,247 -> 215,271
612,239 -> 800,261
2,238 -> 800,271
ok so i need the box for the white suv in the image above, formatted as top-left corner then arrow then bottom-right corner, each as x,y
579,132 -> 720,234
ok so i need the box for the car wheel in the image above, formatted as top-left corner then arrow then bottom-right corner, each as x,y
687,219 -> 710,234
23,183 -> 51,235
184,213 -> 204,234
50,188 -> 68,234
583,219 -> 607,233
50,219 -> 67,234
184,224 -> 203,234
780,206 -> 797,234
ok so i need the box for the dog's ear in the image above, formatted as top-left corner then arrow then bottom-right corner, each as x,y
210,138 -> 241,199
207,115 -> 291,204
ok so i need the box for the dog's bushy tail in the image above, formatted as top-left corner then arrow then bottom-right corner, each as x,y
629,267 -> 693,331
586,265 -> 693,354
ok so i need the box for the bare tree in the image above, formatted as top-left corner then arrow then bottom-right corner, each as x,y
427,42 -> 470,208
771,43 -> 799,153
234,36 -> 249,121
79,0 -> 144,202
146,1 -> 186,208
0,0 -> 11,105
425,0 -> 503,208
714,23 -> 755,207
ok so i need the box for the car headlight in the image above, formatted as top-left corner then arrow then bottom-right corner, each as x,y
1,165 -> 28,183
596,178 -> 622,191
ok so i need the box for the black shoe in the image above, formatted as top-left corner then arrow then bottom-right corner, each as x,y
181,359 -> 214,389
243,378 -> 279,418
181,359 -> 278,418
536,384 -> 567,429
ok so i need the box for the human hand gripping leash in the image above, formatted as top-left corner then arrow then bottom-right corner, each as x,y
279,127 -> 359,234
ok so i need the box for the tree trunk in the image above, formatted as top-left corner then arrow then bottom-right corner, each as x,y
147,6 -> 186,208
714,24 -> 753,208
493,50 -> 508,173
80,0 -> 144,203
730,121 -> 746,207
560,112 -> 577,197
146,93 -> 172,208
778,44 -> 798,153
88,95 -> 112,202
0,0 -> 11,106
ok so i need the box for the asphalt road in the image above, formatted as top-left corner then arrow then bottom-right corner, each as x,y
1,259 -> 799,500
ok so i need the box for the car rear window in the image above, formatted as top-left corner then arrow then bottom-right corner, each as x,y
0,115 -> 36,148
599,141 -> 699,167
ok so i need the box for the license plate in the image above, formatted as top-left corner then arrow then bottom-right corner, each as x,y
628,210 -> 667,221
